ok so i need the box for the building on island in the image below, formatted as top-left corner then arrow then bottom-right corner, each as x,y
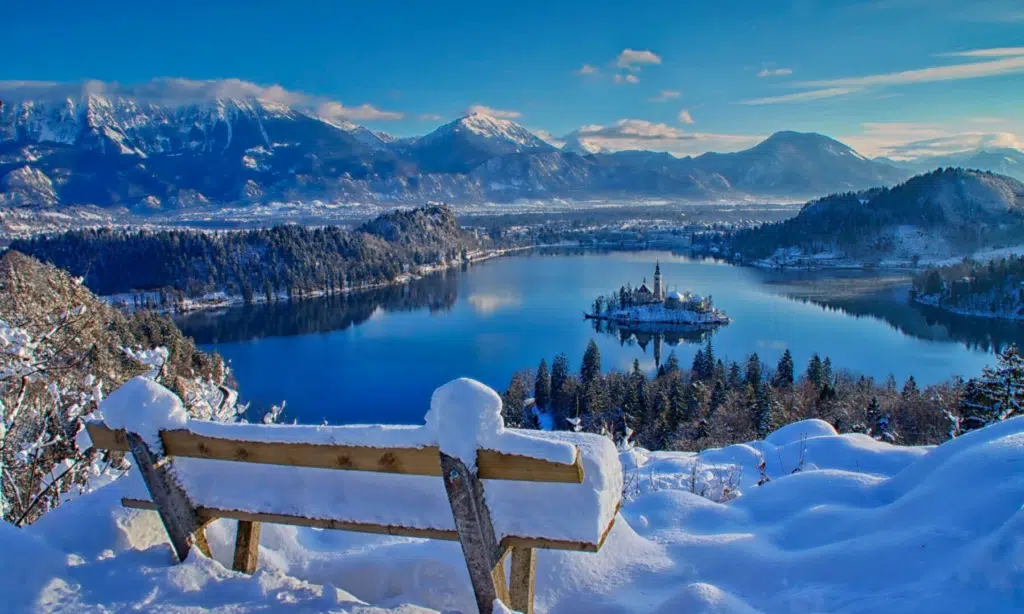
622,262 -> 712,313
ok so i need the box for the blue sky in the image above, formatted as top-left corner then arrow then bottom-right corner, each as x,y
2,0 -> 1022,158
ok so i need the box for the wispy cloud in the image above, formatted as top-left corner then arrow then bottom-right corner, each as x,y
678,109 -> 694,124
466,104 -> 521,119
616,49 -> 662,70
649,89 -> 682,102
937,47 -> 1024,57
741,87 -> 860,105
839,120 -> 1024,158
613,74 -> 641,85
757,67 -> 793,77
419,113 -> 443,121
799,55 -> 1024,88
574,64 -> 599,76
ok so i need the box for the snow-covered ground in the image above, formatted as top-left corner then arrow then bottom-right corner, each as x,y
6,414 -> 1024,613
592,304 -> 729,326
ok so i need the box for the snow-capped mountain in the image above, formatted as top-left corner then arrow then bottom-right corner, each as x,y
888,147 -> 1024,182
561,134 -> 606,155
401,113 -> 555,173
694,131 -> 907,196
0,82 -> 942,210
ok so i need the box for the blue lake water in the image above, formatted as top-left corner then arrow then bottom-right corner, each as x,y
176,250 -> 1020,425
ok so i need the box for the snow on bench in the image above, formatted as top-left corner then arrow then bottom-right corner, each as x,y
85,377 -> 622,614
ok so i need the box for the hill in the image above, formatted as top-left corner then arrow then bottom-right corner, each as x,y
0,251 -> 239,524
731,168 -> 1024,267
7,204 -> 480,300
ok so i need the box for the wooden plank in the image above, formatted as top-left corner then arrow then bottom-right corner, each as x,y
89,422 -> 584,483
232,520 -> 261,574
161,429 -> 444,477
477,449 -> 584,483
125,432 -> 206,563
441,452 -> 509,614
121,497 -> 614,553
509,547 -> 536,614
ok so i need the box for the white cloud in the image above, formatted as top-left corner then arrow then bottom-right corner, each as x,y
741,87 -> 861,105
466,104 -> 521,119
757,67 -> 794,77
562,119 -> 762,156
532,129 -> 564,148
937,47 -> 1024,57
678,109 -> 694,124
649,89 -> 682,102
798,55 -> 1024,88
419,113 -> 443,121
613,74 -> 641,85
0,77 -> 407,121
574,64 -> 599,76
317,102 -> 404,121
839,121 -> 1024,159
616,49 -> 662,70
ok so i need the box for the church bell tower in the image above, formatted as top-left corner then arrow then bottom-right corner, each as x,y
653,261 -> 663,302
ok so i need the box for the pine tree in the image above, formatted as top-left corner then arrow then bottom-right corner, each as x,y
864,396 -> 881,434
745,353 -> 762,389
709,380 -> 726,416
822,357 -> 834,386
714,359 -> 726,384
534,359 -> 551,411
691,349 -> 707,381
806,353 -> 824,388
685,382 -> 703,422
727,362 -> 743,389
664,350 -> 680,375
901,375 -> 919,398
502,372 -> 530,427
754,383 -> 775,439
581,340 -> 601,386
550,353 -> 571,418
961,345 -> 1024,432
774,349 -> 795,388
704,337 -> 715,374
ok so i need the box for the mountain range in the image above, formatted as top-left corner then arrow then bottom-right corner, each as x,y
0,90 -> 1019,211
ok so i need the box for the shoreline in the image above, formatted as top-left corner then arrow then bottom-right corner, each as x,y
104,244 -> 540,315
912,294 -> 1024,322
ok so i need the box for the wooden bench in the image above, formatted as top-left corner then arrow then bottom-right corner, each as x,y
85,380 -> 621,614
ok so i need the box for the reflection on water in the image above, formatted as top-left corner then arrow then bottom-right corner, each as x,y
590,318 -> 716,367
177,271 -> 459,345
174,250 -> 1021,424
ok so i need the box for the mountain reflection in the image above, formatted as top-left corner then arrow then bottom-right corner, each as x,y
176,270 -> 459,344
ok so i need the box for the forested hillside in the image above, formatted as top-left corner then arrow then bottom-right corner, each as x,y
913,254 -> 1024,320
731,168 -> 1024,266
0,251 -> 239,524
8,204 -> 479,299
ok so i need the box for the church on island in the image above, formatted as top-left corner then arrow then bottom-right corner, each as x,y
587,262 -> 729,326
625,262 -> 712,313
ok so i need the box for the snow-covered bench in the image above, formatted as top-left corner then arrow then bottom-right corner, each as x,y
85,377 -> 622,614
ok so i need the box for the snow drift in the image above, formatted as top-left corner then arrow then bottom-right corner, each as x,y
4,414 -> 1024,613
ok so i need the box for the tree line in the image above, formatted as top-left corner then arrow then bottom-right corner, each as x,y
8,205 -> 478,301
913,254 -> 1024,317
500,336 -> 1024,449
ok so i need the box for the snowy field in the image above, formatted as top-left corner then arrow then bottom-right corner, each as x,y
5,413 -> 1023,613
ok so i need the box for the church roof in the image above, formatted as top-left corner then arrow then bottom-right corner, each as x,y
637,283 -> 652,293
667,290 -> 685,301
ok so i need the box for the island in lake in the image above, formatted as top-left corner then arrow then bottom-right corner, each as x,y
586,262 -> 730,327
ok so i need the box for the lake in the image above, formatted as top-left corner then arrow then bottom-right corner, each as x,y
176,250 -> 1021,426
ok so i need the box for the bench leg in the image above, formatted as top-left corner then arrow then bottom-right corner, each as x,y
232,520 -> 261,574
440,452 -> 510,613
510,546 -> 536,614
125,432 -> 205,563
